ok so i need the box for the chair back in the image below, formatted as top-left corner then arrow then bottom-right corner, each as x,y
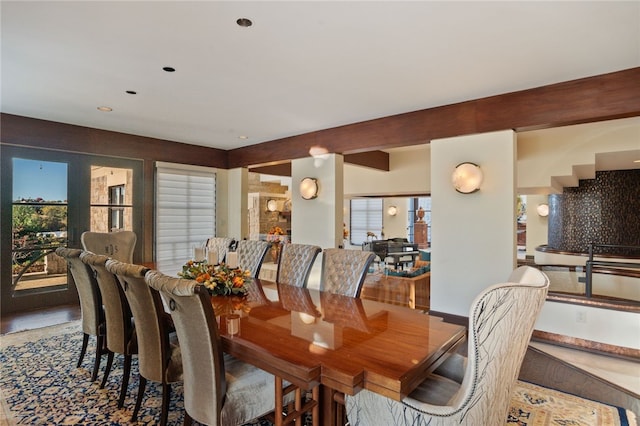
206,237 -> 234,264
236,239 -> 270,278
442,266 -> 550,424
81,231 -> 137,262
320,249 -> 375,297
146,270 -> 226,426
276,243 -> 321,287
105,259 -> 180,384
80,252 -> 135,355
56,247 -> 103,336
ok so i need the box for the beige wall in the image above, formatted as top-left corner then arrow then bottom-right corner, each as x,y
344,145 -> 431,197
525,194 -> 549,256
517,116 -> 640,194
430,130 -> 517,317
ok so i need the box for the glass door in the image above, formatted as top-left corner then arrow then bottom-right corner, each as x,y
1,145 -> 143,314
11,158 -> 69,294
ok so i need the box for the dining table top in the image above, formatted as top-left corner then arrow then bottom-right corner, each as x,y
213,278 -> 467,401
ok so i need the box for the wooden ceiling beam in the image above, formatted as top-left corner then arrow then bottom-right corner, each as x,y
344,151 -> 389,171
249,150 -> 390,177
228,67 -> 640,169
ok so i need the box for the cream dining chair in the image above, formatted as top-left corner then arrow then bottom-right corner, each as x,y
345,265 -> 549,425
235,239 -> 270,278
145,269 -> 291,426
80,252 -> 137,409
80,230 -> 136,262
206,237 -> 234,264
105,259 -> 183,426
319,248 -> 375,297
55,247 -> 107,382
276,243 -> 322,288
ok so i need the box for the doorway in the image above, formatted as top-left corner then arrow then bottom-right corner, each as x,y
1,145 -> 143,314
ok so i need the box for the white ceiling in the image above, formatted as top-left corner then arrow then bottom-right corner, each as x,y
1,1 -> 639,151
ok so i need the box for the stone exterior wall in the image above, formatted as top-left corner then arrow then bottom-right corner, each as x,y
89,168 -> 133,232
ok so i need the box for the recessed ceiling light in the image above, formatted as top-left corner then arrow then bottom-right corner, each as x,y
125,90 -> 137,95
97,106 -> 113,112
236,18 -> 253,27
634,159 -> 640,163
163,66 -> 176,72
238,135 -> 249,140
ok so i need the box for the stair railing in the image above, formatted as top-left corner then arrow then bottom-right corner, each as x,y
585,243 -> 640,298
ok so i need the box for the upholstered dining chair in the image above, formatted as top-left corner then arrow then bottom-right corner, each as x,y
55,247 -> 107,382
276,243 -> 322,288
345,265 -> 550,425
206,237 -> 234,264
319,248 -> 375,297
80,252 -> 137,409
81,230 -> 137,263
235,239 -> 270,278
105,259 -> 182,426
145,269 -> 295,426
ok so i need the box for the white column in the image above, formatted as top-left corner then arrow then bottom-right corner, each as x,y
226,167 -> 249,240
430,130 -> 517,316
292,154 -> 344,289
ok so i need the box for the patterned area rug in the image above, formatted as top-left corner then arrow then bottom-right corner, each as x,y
1,321 -> 636,426
509,381 -> 636,426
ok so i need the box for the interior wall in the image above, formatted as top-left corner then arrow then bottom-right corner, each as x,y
382,197 -> 410,240
430,130 -> 517,316
536,303 -> 640,350
344,145 -> 430,197
525,194 -> 549,256
517,116 -> 640,194
215,169 -> 229,238
226,168 -> 248,240
292,154 -> 344,289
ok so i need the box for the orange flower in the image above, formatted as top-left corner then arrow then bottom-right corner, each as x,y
179,260 -> 248,296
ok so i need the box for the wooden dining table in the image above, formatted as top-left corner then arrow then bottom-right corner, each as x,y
212,279 -> 466,426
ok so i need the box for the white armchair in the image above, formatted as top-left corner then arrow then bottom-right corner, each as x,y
346,266 -> 549,425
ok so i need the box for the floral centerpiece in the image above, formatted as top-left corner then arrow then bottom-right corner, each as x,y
266,226 -> 286,242
179,260 -> 250,296
267,226 -> 287,262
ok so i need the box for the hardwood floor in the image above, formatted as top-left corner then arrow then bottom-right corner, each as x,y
0,303 -> 80,335
1,303 -> 638,417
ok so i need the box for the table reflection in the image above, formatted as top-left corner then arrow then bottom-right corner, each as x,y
209,294 -> 251,317
246,281 -> 388,350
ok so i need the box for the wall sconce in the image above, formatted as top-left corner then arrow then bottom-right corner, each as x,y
266,199 -> 278,212
299,177 -> 318,200
387,205 -> 397,216
452,162 -> 483,194
536,203 -> 549,217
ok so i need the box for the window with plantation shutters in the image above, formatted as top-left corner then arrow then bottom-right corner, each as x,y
350,198 -> 383,246
155,162 -> 215,275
